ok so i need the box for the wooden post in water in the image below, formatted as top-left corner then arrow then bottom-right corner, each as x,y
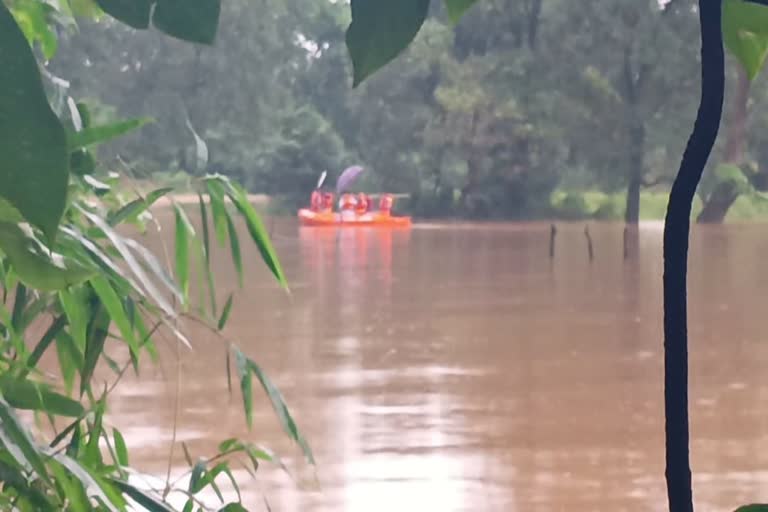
549,224 -> 557,259
623,226 -> 629,260
584,225 -> 594,262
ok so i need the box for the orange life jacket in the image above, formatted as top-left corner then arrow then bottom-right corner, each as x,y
340,193 -> 357,211
322,192 -> 334,212
379,194 -> 394,214
355,193 -> 370,214
310,190 -> 323,211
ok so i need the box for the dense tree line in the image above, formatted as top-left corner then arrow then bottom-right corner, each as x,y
51,0 -> 768,221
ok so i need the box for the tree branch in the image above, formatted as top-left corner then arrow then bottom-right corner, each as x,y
663,1 -> 725,511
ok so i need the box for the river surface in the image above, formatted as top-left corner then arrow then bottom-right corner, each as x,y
104,220 -> 768,511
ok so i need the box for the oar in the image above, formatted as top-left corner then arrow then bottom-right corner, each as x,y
316,170 -> 327,190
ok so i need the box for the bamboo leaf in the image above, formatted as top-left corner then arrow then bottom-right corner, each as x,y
108,187 -> 173,226
111,479 -> 176,512
217,293 -> 233,331
0,376 -> 84,417
0,398 -> 50,484
233,348 -> 253,428
113,428 -> 128,466
174,204 -> 193,304
67,117 -> 152,150
90,275 -> 139,356
248,360 -> 314,465
224,184 -> 286,289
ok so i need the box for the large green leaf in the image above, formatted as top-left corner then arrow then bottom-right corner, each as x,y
94,0 -> 151,28
95,0 -> 219,43
346,0 -> 431,87
9,0 -> 58,60
152,0 -> 221,45
0,376 -> 84,417
0,223 -> 96,291
0,3 -> 69,241
735,506 -> 768,511
724,0 -> 768,80
443,0 -> 479,23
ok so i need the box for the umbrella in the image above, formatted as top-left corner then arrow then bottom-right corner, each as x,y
336,165 -> 365,195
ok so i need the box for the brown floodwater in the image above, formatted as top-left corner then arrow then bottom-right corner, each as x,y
100,219 -> 768,511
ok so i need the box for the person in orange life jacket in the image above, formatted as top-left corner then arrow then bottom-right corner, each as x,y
310,190 -> 323,212
339,193 -> 357,211
321,192 -> 334,213
378,194 -> 394,216
355,193 -> 370,215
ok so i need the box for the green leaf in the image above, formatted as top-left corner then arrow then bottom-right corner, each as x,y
345,0 -> 430,87
152,0 -> 221,45
0,398 -> 50,484
724,0 -> 768,80
111,480 -> 176,511
0,223 -> 96,291
233,348 -> 253,428
59,287 -> 89,352
247,360 -> 315,465
67,117 -> 152,150
444,0 -> 478,23
206,182 -> 229,247
735,506 -> 768,512
107,187 -> 172,227
49,460 -> 90,512
52,452 -> 124,511
217,293 -> 233,330
218,503 -> 247,512
56,330 -> 81,395
189,459 -> 206,494
90,275 -> 139,356
112,428 -> 128,466
70,149 -> 96,176
198,194 -> 217,315
0,376 -> 84,417
9,0 -> 58,60
0,3 -> 69,241
25,316 -> 68,376
174,204 -> 193,303
225,213 -> 243,288
225,184 -> 287,289
94,0 -> 151,28
80,305 -> 110,395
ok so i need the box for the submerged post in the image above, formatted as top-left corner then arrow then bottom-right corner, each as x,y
623,226 -> 629,260
549,223 -> 557,259
584,225 -> 594,263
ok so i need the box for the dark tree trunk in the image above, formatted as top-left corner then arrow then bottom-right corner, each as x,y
663,2 -> 724,512
625,121 -> 645,224
525,0 -> 543,49
696,63 -> 750,223
621,45 -> 645,225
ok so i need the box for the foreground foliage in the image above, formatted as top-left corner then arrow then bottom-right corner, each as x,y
1,0 -> 312,509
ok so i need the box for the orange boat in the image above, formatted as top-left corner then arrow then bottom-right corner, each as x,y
298,191 -> 411,227
298,209 -> 412,227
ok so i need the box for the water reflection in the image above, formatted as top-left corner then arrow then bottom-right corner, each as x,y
99,221 -> 768,511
